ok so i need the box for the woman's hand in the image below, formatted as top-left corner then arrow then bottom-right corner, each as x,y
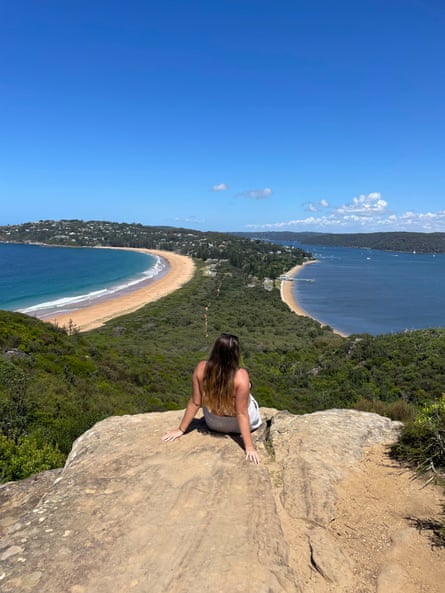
245,447 -> 260,464
161,428 -> 184,442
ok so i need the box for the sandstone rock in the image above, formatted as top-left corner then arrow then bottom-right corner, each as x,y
0,408 -> 441,593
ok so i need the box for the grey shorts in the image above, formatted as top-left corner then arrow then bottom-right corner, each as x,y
203,395 -> 262,433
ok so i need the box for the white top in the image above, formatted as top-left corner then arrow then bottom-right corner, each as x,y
203,395 -> 262,433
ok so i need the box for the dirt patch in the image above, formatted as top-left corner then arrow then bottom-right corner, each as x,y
332,444 -> 445,593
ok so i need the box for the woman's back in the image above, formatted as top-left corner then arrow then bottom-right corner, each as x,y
197,362 -> 249,416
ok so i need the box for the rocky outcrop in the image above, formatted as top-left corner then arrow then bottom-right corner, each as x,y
0,409 -> 443,593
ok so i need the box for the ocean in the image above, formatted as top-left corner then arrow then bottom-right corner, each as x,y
287,243 -> 445,336
0,243 -> 164,319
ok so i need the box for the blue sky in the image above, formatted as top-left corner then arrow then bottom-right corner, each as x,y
1,0 -> 444,233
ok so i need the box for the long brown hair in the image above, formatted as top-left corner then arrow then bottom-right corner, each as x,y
203,333 -> 240,415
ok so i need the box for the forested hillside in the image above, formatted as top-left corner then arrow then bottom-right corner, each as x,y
237,231 -> 445,253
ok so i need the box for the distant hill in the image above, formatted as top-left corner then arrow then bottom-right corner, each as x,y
234,231 -> 445,254
4,221 -> 445,254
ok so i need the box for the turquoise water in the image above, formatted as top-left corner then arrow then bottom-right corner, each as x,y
0,243 -> 163,318
288,243 -> 445,336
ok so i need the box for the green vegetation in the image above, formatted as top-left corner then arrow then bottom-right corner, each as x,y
1,220 -> 445,540
0,434 -> 65,482
237,231 -> 445,254
392,395 -> 445,471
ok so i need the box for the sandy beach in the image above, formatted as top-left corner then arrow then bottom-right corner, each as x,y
44,249 -> 196,333
280,260 -> 348,337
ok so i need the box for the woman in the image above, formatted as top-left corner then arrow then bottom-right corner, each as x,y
162,333 -> 262,464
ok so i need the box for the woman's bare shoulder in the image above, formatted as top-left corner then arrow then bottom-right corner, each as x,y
193,360 -> 207,376
235,367 -> 250,383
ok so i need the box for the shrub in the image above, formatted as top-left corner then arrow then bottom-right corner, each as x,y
391,395 -> 445,547
392,394 -> 445,471
354,398 -> 417,423
0,434 -> 65,482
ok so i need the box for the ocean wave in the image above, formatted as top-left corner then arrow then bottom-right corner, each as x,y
18,255 -> 166,316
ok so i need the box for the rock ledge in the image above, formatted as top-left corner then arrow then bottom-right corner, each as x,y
1,409 -> 443,593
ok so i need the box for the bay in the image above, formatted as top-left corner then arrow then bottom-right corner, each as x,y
0,243 -> 163,318
287,243 -> 445,336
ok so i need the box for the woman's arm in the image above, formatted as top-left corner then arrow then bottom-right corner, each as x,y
161,361 -> 204,442
235,369 -> 260,464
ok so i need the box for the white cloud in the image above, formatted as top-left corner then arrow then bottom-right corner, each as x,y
174,216 -> 205,224
237,187 -> 273,200
245,192 -> 445,232
211,183 -> 229,191
337,192 -> 388,215
305,198 -> 330,212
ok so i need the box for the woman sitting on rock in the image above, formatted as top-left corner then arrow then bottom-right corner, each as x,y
162,333 -> 262,464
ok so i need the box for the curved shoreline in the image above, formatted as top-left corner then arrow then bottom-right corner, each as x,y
280,260 -> 348,338
43,249 -> 196,332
